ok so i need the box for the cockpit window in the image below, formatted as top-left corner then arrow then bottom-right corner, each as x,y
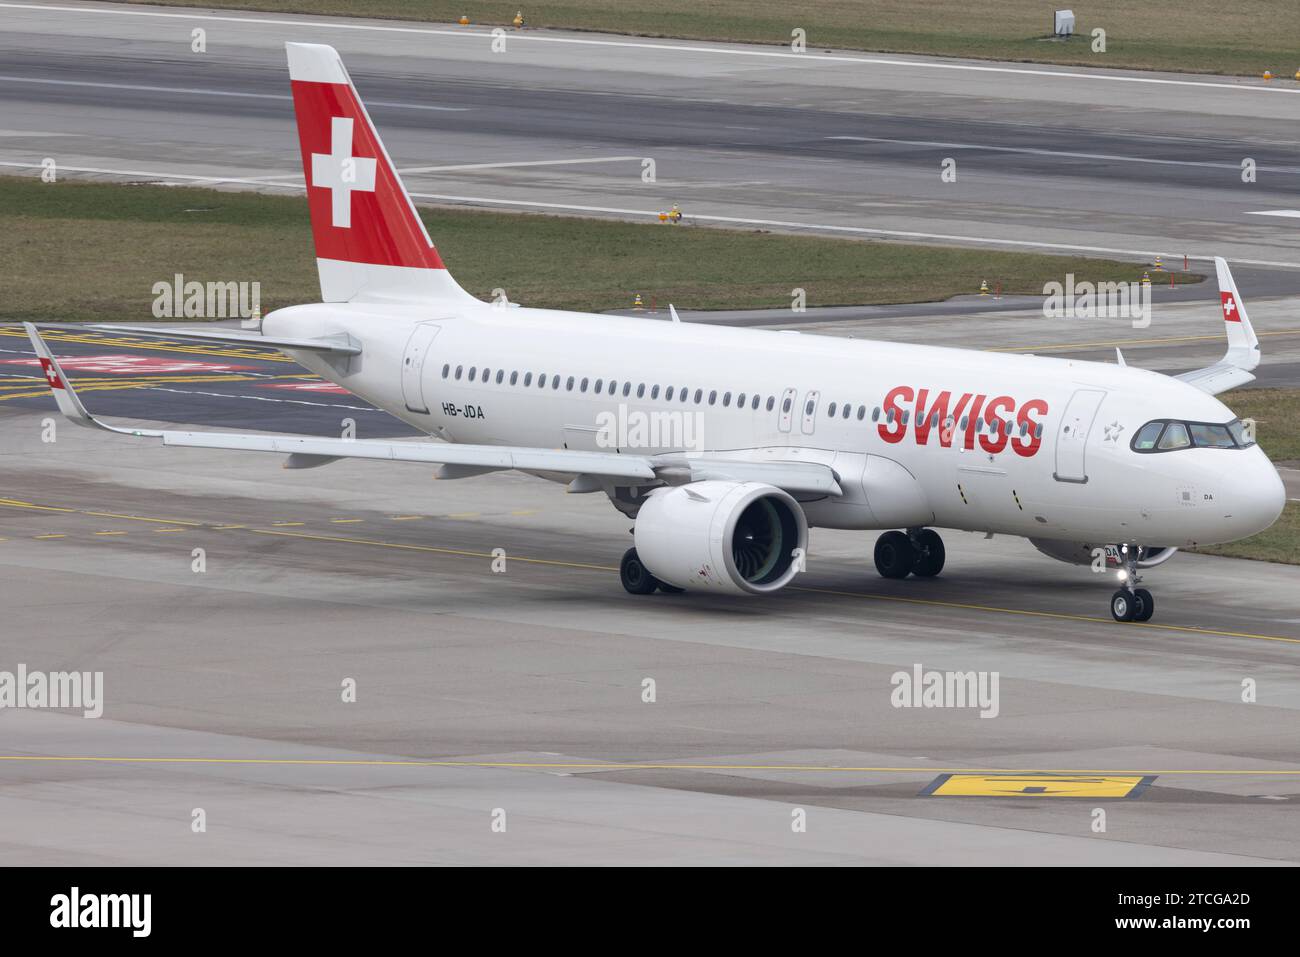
1228,419 -> 1256,448
1132,418 -> 1251,453
1188,423 -> 1235,448
1157,423 -> 1190,450
1134,421 -> 1163,450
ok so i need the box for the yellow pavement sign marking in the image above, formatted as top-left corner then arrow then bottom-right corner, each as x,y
925,773 -> 1154,798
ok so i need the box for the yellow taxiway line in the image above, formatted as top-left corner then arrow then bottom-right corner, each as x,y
1,498 -> 1296,645
0,755 -> 1297,776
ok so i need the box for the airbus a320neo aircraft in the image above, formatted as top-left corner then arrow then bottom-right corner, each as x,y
25,43 -> 1285,623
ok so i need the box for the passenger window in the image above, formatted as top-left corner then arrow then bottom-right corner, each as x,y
651,384 -> 660,399
782,397 -> 792,413
723,392 -> 732,407
856,405 -> 865,421
1134,421 -> 1163,450
496,370 -> 504,384
523,372 -> 532,386
455,365 -> 463,380
594,378 -> 602,392
637,383 -> 646,398
709,390 -> 718,405
872,407 -> 880,422
552,375 -> 561,389
623,382 -> 632,397
1158,422 -> 1190,450
665,386 -> 674,401
752,395 -> 760,410
738,393 -> 746,407
766,396 -> 775,411
827,402 -> 838,417
510,371 -> 519,385
469,367 -> 476,380
441,363 -> 450,379
695,389 -> 703,403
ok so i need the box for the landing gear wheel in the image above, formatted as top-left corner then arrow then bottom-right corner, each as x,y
874,530 -> 915,579
620,547 -> 658,595
910,529 -> 946,578
1132,588 -> 1154,622
1110,589 -> 1136,622
657,583 -> 685,594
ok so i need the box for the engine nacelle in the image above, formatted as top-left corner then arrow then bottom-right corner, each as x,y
635,481 -> 808,594
1029,539 -> 1179,569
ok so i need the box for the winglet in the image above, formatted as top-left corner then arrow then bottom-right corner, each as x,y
1174,258 -> 1262,394
1214,257 -> 1260,371
23,322 -> 97,427
21,323 -> 161,435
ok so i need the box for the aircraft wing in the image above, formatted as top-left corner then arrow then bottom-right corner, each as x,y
22,323 -> 841,494
1174,257 -> 1260,396
25,322 -> 653,481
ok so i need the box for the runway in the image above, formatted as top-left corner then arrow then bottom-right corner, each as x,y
2,0 -> 1300,283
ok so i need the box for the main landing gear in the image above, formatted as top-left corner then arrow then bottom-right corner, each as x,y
873,528 -> 945,579
619,547 -> 683,595
1110,545 -> 1154,623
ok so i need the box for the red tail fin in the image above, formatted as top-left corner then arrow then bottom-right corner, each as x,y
286,42 -> 469,303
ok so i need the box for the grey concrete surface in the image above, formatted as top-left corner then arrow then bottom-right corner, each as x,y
2,0 -> 1300,278
1,1 -> 1299,867
0,407 -> 1298,865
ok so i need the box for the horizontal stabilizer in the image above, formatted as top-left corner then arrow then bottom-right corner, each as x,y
92,325 -> 361,356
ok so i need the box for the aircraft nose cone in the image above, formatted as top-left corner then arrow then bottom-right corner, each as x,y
1234,453 -> 1286,538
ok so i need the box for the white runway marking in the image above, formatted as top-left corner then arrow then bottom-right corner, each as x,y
1247,210 -> 1300,219
0,74 -> 469,111
395,156 -> 642,175
826,135 -> 1300,175
6,157 -> 1300,269
4,2 -> 1298,96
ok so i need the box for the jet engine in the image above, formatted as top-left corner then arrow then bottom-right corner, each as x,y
634,481 -> 808,594
1028,539 -> 1179,568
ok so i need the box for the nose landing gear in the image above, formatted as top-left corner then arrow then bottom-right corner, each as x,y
873,528 -> 946,579
1110,545 -> 1155,622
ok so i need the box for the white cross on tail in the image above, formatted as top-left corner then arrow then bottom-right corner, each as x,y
310,116 -> 377,228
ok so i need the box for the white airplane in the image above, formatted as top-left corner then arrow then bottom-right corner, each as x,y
24,42 -> 1285,623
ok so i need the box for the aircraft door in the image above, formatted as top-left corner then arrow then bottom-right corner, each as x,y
777,387 -> 797,432
800,390 -> 820,434
1053,388 -> 1106,483
401,322 -> 441,414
